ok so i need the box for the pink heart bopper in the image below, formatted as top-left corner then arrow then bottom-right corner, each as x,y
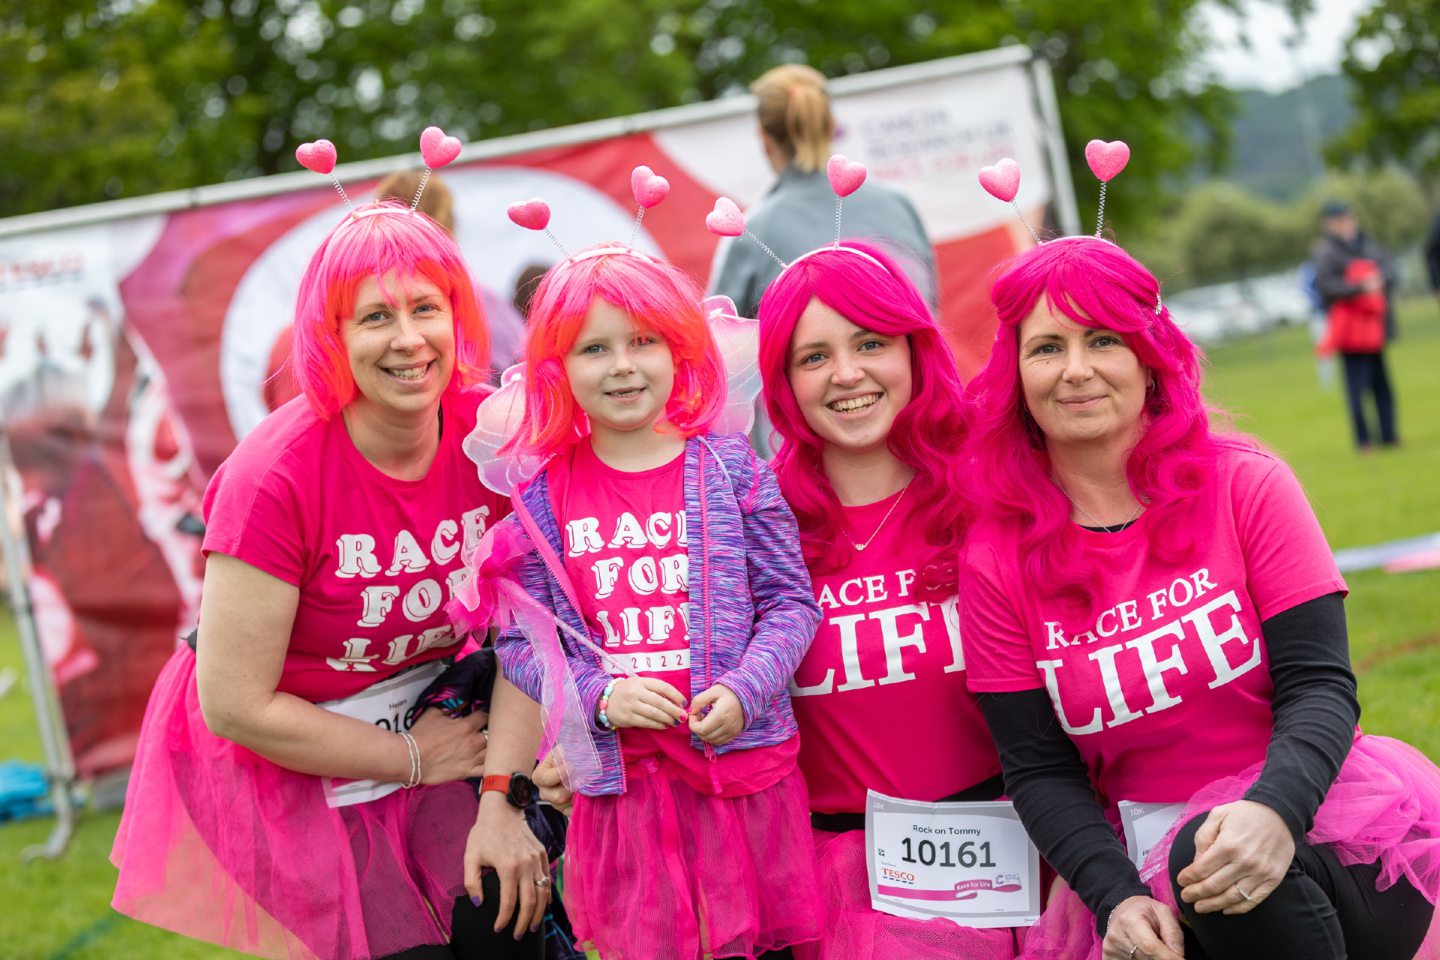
1085,140 -> 1130,183
827,154 -> 867,197
420,126 -> 462,168
507,199 -> 552,231
630,165 -> 671,209
295,140 -> 337,175
978,158 -> 1021,203
705,197 -> 745,237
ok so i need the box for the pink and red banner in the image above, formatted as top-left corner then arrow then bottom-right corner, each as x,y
0,52 -> 1056,776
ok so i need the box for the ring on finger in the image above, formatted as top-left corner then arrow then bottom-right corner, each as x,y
534,876 -> 552,888
1128,944 -> 1138,960
1234,883 -> 1255,902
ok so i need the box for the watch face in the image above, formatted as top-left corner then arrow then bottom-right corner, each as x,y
507,773 -> 536,808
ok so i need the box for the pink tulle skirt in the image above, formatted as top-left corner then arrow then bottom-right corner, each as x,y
111,647 -> 481,960
1019,733 -> 1440,960
792,826 -> 1024,960
563,757 -> 823,959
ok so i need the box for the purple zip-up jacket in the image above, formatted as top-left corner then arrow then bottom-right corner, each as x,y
495,432 -> 821,797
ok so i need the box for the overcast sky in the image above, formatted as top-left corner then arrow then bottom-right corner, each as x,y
1198,0 -> 1375,91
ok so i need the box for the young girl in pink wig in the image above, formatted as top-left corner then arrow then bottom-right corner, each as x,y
757,239 -> 1022,960
960,235 -> 1440,960
492,244 -> 824,960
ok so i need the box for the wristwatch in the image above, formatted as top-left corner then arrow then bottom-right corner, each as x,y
480,772 -> 536,809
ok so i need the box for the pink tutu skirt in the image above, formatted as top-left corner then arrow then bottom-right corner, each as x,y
1019,733 -> 1440,960
563,757 -> 823,959
111,647 -> 481,960
792,825 -> 1023,960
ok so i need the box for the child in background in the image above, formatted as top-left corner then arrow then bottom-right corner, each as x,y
491,243 -> 824,960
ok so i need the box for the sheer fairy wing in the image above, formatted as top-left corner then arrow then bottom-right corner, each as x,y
462,364 -> 547,496
704,295 -> 761,436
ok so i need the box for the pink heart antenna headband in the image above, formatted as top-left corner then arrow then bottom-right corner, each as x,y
703,154 -> 890,277
295,125 -> 463,215
978,139 -> 1160,314
505,164 -> 672,261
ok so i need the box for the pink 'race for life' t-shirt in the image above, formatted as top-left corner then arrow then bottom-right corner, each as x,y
792,491 -> 1000,813
555,439 -> 796,797
202,390 -> 509,702
961,446 -> 1347,806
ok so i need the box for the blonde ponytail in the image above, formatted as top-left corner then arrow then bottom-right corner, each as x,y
751,64 -> 834,174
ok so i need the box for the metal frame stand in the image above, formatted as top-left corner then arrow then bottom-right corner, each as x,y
0,426 -> 78,860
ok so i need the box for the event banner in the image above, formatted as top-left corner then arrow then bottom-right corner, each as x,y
0,50 -> 1056,777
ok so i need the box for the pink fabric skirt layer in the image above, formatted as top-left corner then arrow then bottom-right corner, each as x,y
110,647 -> 480,960
564,757 -> 823,959
1018,734 -> 1440,960
792,826 -> 1023,960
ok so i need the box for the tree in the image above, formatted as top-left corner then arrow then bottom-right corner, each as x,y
2,0 -> 1244,223
1327,0 -> 1440,197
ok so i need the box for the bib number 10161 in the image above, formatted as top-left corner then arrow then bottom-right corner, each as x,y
900,837 -> 997,870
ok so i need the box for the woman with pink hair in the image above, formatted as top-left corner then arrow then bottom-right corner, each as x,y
960,235 -> 1440,960
756,239 -> 1022,959
112,200 -> 551,960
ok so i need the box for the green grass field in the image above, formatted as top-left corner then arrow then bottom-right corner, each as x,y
2,298 -> 1438,959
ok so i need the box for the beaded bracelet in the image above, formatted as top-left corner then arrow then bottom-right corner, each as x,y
399,731 -> 422,788
597,679 -> 617,731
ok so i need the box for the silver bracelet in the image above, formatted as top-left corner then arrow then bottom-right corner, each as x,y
400,731 -> 422,788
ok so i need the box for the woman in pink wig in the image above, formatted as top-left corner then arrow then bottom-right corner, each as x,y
112,200 -> 550,960
960,235 -> 1440,960
756,239 -> 1023,960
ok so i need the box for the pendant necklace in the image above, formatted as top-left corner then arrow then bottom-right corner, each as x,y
844,478 -> 914,551
1060,487 -> 1145,531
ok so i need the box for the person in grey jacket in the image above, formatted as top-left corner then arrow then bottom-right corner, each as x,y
709,64 -> 937,320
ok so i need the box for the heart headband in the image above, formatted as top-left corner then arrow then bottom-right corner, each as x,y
978,139 -> 1159,314
704,154 -> 889,277
506,165 -> 671,261
295,126 -> 462,216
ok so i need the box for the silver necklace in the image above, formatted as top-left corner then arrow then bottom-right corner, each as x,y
844,478 -> 914,551
1060,487 -> 1144,530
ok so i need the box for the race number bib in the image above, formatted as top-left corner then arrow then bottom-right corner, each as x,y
317,659 -> 447,808
865,790 -> 1040,928
1118,801 -> 1187,875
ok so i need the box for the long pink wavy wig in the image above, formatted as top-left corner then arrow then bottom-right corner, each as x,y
510,246 -> 725,461
966,236 -> 1247,609
290,201 -> 490,417
758,241 -> 971,602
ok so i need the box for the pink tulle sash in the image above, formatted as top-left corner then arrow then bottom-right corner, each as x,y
794,826 -> 1024,960
1019,733 -> 1440,960
563,758 -> 823,960
447,517 -> 612,792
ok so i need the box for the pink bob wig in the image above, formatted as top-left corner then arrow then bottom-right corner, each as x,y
757,241 -> 971,602
966,236 -> 1248,608
290,200 -> 491,417
509,245 -> 726,461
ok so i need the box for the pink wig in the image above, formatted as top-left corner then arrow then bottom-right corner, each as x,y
757,241 -> 971,602
510,245 -> 725,460
966,236 -> 1247,608
290,201 -> 490,417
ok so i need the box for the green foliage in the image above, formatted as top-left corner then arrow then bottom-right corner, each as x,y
1297,168 -> 1432,252
1328,0 -> 1440,194
0,0 -> 1239,227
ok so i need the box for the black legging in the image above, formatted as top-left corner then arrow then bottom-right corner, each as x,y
1167,814 -> 1432,960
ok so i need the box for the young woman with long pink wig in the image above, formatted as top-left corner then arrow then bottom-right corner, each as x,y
112,200 -> 553,960
757,240 -> 1021,960
958,235 -> 1440,960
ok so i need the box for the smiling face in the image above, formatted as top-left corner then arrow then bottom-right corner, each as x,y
786,297 -> 912,459
1017,299 -> 1148,451
562,296 -> 676,445
342,271 -> 455,423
